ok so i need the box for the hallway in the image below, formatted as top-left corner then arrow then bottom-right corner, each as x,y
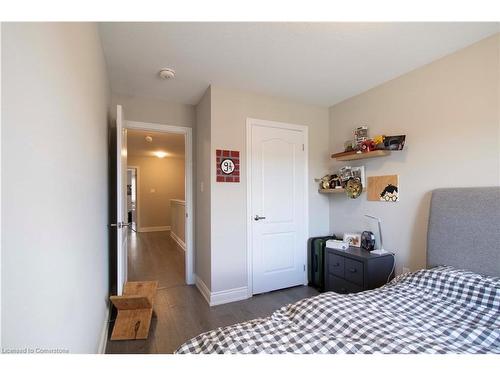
106,230 -> 318,354
127,230 -> 185,289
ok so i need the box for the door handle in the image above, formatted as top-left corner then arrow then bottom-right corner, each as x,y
254,215 -> 266,221
110,222 -> 132,229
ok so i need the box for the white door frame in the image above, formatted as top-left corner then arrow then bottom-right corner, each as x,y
127,165 -> 140,231
116,105 -> 128,295
125,120 -> 195,285
246,118 -> 309,297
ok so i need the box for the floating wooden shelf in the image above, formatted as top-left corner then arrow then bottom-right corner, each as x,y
318,188 -> 346,194
318,188 -> 365,194
331,150 -> 390,161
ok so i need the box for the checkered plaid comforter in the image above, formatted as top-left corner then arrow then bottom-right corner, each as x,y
175,266 -> 500,354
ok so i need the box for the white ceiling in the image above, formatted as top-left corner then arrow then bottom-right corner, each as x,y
127,129 -> 185,158
99,22 -> 499,106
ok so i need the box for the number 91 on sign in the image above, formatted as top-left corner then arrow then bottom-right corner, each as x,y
220,158 -> 235,175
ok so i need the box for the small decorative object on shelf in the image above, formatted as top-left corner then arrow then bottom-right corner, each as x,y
318,174 -> 332,190
346,177 -> 363,199
361,139 -> 376,152
344,140 -> 354,152
354,126 -> 368,149
329,174 -> 342,189
382,135 -> 406,150
373,135 -> 385,149
317,174 -> 344,192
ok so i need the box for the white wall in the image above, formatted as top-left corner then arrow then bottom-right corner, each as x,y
111,93 -> 195,127
329,34 -> 500,273
209,86 -> 330,293
1,23 -> 110,353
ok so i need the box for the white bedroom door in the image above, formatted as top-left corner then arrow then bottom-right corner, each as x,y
249,119 -> 308,295
115,104 -> 128,295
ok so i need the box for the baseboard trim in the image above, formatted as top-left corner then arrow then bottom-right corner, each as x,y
195,275 -> 211,305
211,286 -> 248,306
195,275 -> 248,306
97,306 -> 110,354
170,231 -> 186,251
138,226 -> 171,233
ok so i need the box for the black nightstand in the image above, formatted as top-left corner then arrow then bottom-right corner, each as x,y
324,247 -> 394,294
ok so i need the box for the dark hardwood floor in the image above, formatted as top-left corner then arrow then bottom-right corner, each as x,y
106,230 -> 319,354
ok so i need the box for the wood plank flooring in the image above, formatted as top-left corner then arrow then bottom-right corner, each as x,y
106,230 -> 319,354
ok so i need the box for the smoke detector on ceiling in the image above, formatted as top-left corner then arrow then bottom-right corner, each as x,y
159,68 -> 175,80
145,136 -> 153,143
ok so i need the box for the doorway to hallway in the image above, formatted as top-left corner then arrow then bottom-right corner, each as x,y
125,127 -> 189,289
113,106 -> 194,295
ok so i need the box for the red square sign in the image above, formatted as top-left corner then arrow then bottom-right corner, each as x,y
216,149 -> 240,183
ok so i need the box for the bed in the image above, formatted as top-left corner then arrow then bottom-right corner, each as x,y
176,187 -> 500,354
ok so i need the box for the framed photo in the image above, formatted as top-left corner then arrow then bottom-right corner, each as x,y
343,233 -> 361,247
351,166 -> 366,187
339,165 -> 365,185
339,166 -> 353,182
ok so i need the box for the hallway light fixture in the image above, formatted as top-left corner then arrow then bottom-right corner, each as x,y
154,151 -> 168,158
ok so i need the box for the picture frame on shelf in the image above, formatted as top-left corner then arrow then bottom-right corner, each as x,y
351,166 -> 366,188
381,135 -> 406,151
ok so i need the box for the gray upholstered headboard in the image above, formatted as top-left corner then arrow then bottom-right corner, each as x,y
427,187 -> 500,277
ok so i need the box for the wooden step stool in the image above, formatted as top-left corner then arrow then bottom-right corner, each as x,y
110,281 -> 158,340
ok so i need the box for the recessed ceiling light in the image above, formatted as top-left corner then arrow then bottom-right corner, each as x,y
145,136 -> 153,143
159,68 -> 175,80
154,151 -> 168,158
